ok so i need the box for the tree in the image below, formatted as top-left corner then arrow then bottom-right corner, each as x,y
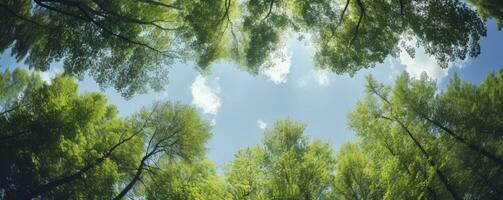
346,92 -> 460,199
225,119 -> 337,200
225,147 -> 268,200
236,0 -> 486,75
112,101 -> 212,199
332,143 -> 383,200
468,0 -> 503,29
0,69 -> 143,199
1,0 -> 492,97
0,0 -> 235,97
0,69 -> 214,199
344,71 -> 503,199
146,159 -> 226,200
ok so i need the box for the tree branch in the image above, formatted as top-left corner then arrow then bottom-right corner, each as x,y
24,108 -> 157,198
378,115 -> 461,200
263,0 -> 275,21
138,0 -> 182,10
350,0 -> 365,45
0,3 -> 49,28
368,80 -> 461,200
88,0 -> 182,31
332,0 -> 350,35
33,0 -> 167,54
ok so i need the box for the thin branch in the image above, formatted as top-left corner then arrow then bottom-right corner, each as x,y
0,102 -> 29,116
34,0 -> 88,21
88,0 -> 182,31
33,0 -> 166,53
263,0 -> 275,21
332,0 -> 350,34
368,80 -> 461,200
138,0 -> 182,10
0,129 -> 30,143
350,0 -> 365,45
398,0 -> 404,16
0,3 -> 49,27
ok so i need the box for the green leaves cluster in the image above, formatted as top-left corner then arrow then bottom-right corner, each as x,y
0,0 -> 233,97
0,69 -> 214,199
1,0 -> 503,197
225,119 -> 337,200
1,0 -> 500,97
1,68 -> 503,199
343,70 -> 503,199
468,0 -> 503,29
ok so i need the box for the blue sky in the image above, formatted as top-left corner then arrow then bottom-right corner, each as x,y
1,20 -> 503,169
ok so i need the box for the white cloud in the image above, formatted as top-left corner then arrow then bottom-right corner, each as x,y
398,46 -> 448,80
297,77 -> 308,88
190,75 -> 221,116
257,120 -> 267,130
314,70 -> 331,87
261,44 -> 292,84
39,68 -> 61,84
296,69 -> 332,88
397,38 -> 470,81
387,58 -> 401,80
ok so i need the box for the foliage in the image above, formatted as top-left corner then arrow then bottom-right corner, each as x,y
146,159 -> 226,200
0,69 -> 141,199
0,0 -> 494,97
225,119 -> 337,200
0,0 -> 233,97
0,69 -> 214,199
344,70 -> 503,199
468,0 -> 503,29
2,67 -> 503,199
236,0 -> 486,75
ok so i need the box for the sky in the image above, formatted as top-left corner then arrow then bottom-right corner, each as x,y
1,20 -> 503,170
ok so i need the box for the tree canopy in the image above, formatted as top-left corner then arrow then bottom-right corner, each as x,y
225,119 -> 337,200
343,70 -> 503,199
0,69 -> 214,199
0,0 -> 235,97
1,68 -> 503,199
1,1 -> 503,199
1,0 -> 499,96
468,0 -> 503,29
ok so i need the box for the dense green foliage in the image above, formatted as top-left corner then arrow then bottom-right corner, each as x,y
1,68 -> 503,199
0,69 -> 214,199
0,0 -> 234,97
1,0 -> 499,96
343,71 -> 503,199
238,0 -> 486,75
2,0 -> 503,198
225,119 -> 337,200
468,0 -> 503,29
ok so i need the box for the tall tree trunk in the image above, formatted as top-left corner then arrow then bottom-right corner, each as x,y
419,113 -> 503,168
22,131 -> 140,199
112,151 -> 154,200
369,83 -> 501,198
380,115 -> 461,200
381,139 -> 438,198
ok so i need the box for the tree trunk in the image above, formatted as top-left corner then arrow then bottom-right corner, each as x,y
23,131 -> 140,199
112,153 -> 151,200
381,115 -> 462,200
420,114 -> 503,168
